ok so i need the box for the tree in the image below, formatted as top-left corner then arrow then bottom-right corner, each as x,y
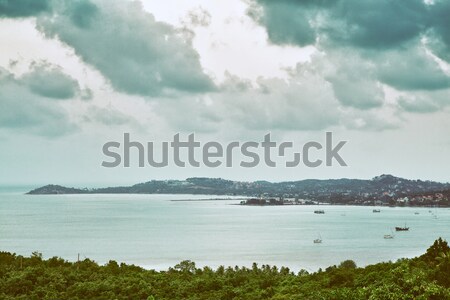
174,260 -> 196,274
422,237 -> 450,263
339,260 -> 357,269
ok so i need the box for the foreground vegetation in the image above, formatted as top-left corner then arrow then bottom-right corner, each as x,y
1,239 -> 449,300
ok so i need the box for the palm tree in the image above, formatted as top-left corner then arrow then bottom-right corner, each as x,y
436,251 -> 450,266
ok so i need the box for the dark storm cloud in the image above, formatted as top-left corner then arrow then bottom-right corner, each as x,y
248,1 -> 316,46
69,0 -> 99,29
249,0 -> 429,49
328,0 -> 428,49
21,62 -> 82,99
249,0 -> 450,113
249,0 -> 450,61
1,0 -> 215,97
427,0 -> 450,62
34,0 -> 215,97
0,0 -> 51,18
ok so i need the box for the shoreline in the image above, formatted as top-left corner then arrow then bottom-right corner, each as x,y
170,197 -> 249,202
21,191 -> 450,208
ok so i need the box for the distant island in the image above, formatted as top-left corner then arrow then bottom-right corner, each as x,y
27,174 -> 450,207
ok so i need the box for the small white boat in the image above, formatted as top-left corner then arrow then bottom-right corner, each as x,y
314,234 -> 322,243
384,229 -> 395,239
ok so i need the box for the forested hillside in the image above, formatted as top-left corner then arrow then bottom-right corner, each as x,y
1,238 -> 449,299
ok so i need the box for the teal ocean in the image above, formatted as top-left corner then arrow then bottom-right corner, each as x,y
0,188 -> 449,272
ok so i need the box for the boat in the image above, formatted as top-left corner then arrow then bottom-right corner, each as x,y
395,227 -> 409,231
414,212 -> 419,215
373,209 -> 381,213
314,234 -> 322,243
395,223 -> 409,231
384,229 -> 395,239
314,210 -> 325,214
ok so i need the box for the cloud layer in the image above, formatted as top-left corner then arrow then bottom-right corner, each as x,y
0,64 -> 78,136
36,0 -> 215,97
0,0 -> 448,137
0,0 -> 51,18
247,0 -> 450,114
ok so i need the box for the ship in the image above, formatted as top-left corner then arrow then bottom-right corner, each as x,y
314,210 -> 325,214
395,223 -> 409,231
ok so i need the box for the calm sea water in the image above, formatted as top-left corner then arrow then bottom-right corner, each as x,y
1,188 -> 449,272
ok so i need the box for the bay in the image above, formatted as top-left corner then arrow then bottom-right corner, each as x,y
0,188 -> 449,272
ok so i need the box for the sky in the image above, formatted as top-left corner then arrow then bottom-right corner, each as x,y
0,0 -> 449,186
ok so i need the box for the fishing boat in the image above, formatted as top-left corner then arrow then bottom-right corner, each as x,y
314,210 -> 325,214
373,209 -> 381,213
395,223 -> 409,231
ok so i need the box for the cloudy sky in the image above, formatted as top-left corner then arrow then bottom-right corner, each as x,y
0,0 -> 449,186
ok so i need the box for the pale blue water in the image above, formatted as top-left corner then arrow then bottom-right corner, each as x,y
0,188 -> 449,272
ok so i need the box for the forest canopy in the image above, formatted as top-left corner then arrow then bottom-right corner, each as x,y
0,238 -> 449,299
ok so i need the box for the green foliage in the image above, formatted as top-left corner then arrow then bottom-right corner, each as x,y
421,237 -> 450,263
0,239 -> 449,299
338,259 -> 357,269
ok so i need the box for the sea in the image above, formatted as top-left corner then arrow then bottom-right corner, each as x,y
1,187 -> 449,272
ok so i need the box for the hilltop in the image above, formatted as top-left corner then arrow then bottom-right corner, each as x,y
27,175 -> 450,206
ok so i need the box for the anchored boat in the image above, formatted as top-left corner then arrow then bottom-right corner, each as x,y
314,234 -> 322,244
395,223 -> 409,231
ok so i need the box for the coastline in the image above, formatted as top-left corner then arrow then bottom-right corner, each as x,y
26,175 -> 450,207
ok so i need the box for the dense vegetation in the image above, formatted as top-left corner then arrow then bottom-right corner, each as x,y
28,175 -> 450,207
1,239 -> 449,299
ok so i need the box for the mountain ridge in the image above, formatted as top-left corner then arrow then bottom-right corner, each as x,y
27,175 -> 450,206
